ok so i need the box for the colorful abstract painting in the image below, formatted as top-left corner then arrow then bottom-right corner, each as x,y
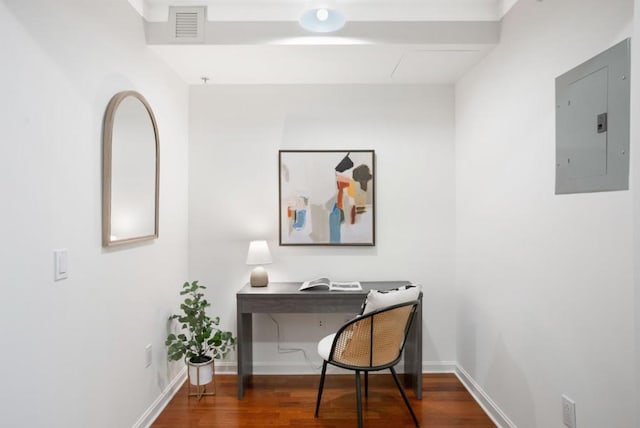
279,150 -> 375,246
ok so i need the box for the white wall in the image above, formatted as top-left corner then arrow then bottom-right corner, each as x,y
0,1 -> 189,427
455,0 -> 634,427
189,85 -> 456,372
633,1 -> 640,426
5,0 -> 636,425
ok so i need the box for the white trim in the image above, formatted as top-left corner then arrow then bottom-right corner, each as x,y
134,0 -> 505,22
136,361 -> 515,428
455,364 -> 516,428
132,367 -> 186,428
238,360 -> 461,375
424,360 -> 457,373
215,361 -> 239,374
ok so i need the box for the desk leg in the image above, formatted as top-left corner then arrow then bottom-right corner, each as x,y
403,300 -> 423,399
237,311 -> 253,399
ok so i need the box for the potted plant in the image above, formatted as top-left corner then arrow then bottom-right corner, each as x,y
165,280 -> 236,387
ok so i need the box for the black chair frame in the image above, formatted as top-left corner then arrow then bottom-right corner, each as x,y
314,300 -> 420,428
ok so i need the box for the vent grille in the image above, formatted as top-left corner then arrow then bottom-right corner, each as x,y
169,6 -> 205,42
175,12 -> 199,38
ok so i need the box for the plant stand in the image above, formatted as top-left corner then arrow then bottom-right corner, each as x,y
187,359 -> 216,400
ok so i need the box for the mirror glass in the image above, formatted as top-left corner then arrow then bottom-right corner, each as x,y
103,91 -> 159,247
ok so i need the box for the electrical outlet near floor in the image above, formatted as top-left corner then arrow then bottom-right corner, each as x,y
145,344 -> 152,368
562,394 -> 576,428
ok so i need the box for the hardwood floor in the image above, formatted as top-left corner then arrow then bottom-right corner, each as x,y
152,373 -> 496,427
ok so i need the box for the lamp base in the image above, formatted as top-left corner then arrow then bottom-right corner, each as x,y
250,266 -> 269,287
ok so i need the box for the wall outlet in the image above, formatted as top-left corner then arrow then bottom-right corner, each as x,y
562,394 -> 576,428
145,344 -> 152,368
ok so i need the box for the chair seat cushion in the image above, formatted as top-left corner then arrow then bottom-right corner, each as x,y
317,333 -> 336,361
362,284 -> 421,314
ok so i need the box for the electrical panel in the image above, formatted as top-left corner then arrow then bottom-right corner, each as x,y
555,38 -> 630,194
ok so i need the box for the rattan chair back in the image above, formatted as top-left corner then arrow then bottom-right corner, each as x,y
329,301 -> 418,370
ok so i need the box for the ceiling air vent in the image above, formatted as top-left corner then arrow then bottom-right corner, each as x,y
169,6 -> 205,43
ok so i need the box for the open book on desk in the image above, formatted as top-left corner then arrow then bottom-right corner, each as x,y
299,278 -> 362,291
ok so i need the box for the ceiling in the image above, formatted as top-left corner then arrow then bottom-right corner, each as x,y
129,0 -> 519,85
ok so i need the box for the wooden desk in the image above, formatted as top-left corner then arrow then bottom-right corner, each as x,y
236,281 -> 422,399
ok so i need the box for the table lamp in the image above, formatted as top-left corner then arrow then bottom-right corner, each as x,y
246,240 -> 272,287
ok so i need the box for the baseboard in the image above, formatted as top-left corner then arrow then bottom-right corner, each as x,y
136,361 -> 515,428
132,367 -> 186,428
221,359 -> 514,428
424,360 -> 457,373
424,360 -> 516,427
455,364 -> 516,428
214,361 -> 238,374
243,360 -> 459,375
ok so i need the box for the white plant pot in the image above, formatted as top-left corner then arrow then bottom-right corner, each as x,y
188,358 -> 214,386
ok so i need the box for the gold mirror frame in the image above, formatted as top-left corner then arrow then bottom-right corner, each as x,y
102,91 -> 160,247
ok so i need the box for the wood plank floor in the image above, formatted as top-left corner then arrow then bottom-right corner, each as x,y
152,373 -> 496,427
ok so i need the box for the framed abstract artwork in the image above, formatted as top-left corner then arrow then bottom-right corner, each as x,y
279,150 -> 375,246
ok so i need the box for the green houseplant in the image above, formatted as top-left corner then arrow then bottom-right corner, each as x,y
165,281 -> 236,386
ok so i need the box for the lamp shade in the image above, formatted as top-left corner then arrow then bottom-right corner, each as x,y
246,240 -> 272,265
299,7 -> 345,33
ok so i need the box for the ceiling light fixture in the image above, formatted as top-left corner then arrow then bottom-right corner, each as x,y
316,8 -> 329,21
299,3 -> 345,33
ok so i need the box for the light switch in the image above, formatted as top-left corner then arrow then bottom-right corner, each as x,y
54,249 -> 68,281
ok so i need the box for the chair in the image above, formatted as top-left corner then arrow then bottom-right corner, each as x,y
315,300 -> 420,428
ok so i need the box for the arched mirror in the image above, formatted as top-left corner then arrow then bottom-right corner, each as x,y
102,91 -> 159,247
